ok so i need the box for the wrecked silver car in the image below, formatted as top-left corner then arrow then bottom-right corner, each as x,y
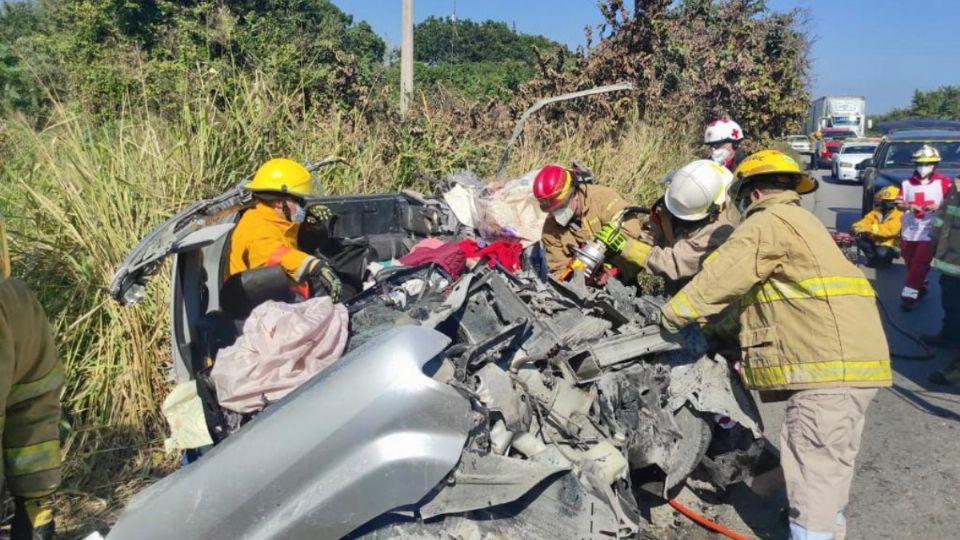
104,87 -> 764,540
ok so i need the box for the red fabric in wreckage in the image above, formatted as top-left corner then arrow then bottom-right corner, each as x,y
398,241 -> 467,279
459,239 -> 523,272
396,238 -> 525,278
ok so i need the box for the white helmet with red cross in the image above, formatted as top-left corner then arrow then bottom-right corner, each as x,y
704,118 -> 744,144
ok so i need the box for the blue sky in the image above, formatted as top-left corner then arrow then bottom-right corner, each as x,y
331,0 -> 960,114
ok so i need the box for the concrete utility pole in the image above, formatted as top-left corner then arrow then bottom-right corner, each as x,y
400,0 -> 414,117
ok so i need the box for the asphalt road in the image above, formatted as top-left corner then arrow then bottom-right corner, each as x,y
667,169 -> 960,540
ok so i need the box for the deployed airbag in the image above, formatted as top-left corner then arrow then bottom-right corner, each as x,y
211,297 -> 348,413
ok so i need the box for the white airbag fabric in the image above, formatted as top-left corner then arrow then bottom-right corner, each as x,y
162,381 -> 214,451
211,298 -> 349,413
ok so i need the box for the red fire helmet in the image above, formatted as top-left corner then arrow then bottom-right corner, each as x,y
533,164 -> 574,211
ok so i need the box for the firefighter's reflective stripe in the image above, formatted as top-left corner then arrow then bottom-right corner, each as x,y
7,364 -> 65,407
622,239 -> 652,266
703,250 -> 719,266
743,276 -> 875,307
664,290 -> 700,320
265,246 -> 310,298
266,245 -> 292,267
4,440 -> 60,477
742,359 -> 892,388
933,258 -> 960,276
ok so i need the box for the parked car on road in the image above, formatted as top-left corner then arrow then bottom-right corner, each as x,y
782,134 -> 811,154
817,128 -> 858,168
832,141 -> 878,182
859,129 -> 960,214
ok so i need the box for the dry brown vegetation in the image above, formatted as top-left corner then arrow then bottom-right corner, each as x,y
0,0 -> 810,529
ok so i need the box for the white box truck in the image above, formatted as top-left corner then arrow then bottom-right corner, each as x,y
805,96 -> 867,137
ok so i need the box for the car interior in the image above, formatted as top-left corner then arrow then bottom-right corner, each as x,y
169,192 -> 452,448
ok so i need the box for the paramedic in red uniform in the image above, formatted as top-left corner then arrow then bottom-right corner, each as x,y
899,144 -> 953,310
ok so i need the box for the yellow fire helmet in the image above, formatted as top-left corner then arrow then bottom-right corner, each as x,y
0,211 -> 9,279
730,149 -> 818,198
912,144 -> 941,164
244,158 -> 313,198
877,185 -> 900,201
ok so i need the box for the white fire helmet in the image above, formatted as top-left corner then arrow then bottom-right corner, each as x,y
704,118 -> 745,144
663,160 -> 734,221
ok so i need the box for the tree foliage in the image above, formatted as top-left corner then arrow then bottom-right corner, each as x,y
521,0 -> 811,140
0,0 -> 386,116
410,16 -> 568,99
872,86 -> 960,123
414,16 -> 566,65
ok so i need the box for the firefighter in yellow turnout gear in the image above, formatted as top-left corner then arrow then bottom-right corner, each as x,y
0,213 -> 63,540
658,150 -> 891,540
228,158 -> 342,302
594,159 -> 736,292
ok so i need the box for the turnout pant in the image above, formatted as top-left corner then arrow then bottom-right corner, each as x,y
780,387 -> 878,540
939,274 -> 960,343
0,279 -> 63,499
900,240 -> 934,300
856,238 -> 896,267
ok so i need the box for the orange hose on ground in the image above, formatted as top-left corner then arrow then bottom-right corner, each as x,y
668,498 -> 750,540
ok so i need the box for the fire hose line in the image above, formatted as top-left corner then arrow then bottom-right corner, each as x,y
839,240 -> 933,360
874,293 -> 935,360
667,498 -> 750,540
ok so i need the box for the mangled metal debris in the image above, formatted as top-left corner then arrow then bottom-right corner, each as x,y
104,81 -> 764,539
107,259 -> 763,539
340,264 -> 762,537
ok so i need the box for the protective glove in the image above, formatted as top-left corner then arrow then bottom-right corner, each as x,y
653,309 -> 682,335
305,258 -> 342,303
12,495 -> 55,540
304,203 -> 335,227
595,222 -> 627,253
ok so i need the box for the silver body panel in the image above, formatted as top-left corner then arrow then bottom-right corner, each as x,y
107,326 -> 471,540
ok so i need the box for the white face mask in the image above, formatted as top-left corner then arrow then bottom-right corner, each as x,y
552,204 -> 575,227
917,164 -> 934,179
292,203 -> 307,223
711,146 -> 733,165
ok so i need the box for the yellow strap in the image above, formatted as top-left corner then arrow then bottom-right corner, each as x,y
743,276 -> 875,307
4,440 -> 61,477
743,359 -> 891,388
8,364 -> 65,407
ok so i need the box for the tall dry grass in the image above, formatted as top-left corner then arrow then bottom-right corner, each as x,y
0,72 -> 695,515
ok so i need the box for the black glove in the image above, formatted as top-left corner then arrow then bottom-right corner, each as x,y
304,203 -> 335,227
306,258 -> 342,303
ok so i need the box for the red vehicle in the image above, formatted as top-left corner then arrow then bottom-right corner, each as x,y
817,128 -> 858,167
